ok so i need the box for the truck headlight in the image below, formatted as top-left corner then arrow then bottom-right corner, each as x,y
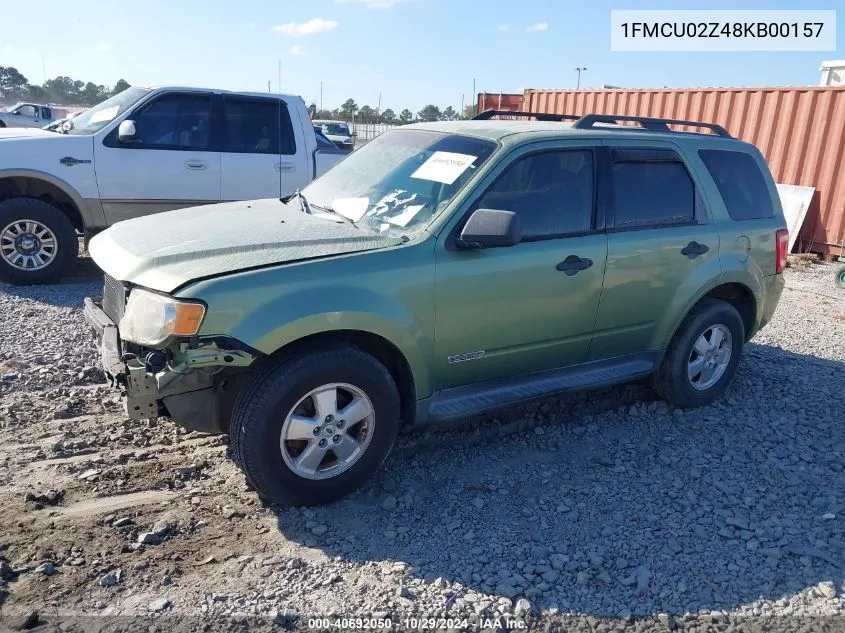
118,289 -> 206,347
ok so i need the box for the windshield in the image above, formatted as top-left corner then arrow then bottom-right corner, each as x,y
303,129 -> 497,237
319,122 -> 350,136
66,87 -> 151,135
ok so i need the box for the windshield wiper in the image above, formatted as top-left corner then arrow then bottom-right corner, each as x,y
281,188 -> 311,215
310,204 -> 359,228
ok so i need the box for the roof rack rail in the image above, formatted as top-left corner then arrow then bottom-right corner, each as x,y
572,114 -> 731,138
473,109 -> 581,122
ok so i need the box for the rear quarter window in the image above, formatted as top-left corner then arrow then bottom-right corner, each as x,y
699,149 -> 774,220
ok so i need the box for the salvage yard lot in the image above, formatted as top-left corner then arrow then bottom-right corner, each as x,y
0,262 -> 844,631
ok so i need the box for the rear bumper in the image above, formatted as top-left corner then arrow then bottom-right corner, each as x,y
755,273 -> 785,335
83,296 -> 237,434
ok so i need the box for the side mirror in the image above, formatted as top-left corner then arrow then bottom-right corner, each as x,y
457,208 -> 522,249
350,131 -> 357,137
11,111 -> 20,116
117,119 -> 138,143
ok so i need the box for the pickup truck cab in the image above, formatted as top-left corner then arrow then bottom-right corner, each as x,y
0,103 -> 56,129
0,86 -> 347,284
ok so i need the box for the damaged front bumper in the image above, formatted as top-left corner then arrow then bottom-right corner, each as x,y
83,296 -> 256,434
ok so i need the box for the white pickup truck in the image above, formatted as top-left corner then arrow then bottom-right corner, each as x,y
0,86 -> 347,283
0,102 -> 59,129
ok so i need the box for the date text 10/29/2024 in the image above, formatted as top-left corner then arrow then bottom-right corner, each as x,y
307,616 -> 528,630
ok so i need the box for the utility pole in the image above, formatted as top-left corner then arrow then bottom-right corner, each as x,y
575,67 -> 587,90
320,81 -> 323,112
472,78 -> 476,111
277,59 -> 282,95
267,81 -> 271,93
42,57 -> 47,83
376,92 -> 381,123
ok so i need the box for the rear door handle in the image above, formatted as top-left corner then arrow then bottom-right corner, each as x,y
184,160 -> 208,170
275,162 -> 295,172
681,241 -> 709,259
556,255 -> 593,276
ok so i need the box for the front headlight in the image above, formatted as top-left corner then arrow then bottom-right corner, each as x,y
118,289 -> 206,347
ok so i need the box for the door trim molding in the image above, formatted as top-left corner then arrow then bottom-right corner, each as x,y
414,351 -> 662,425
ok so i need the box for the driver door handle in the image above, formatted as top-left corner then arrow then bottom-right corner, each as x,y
556,255 -> 593,276
184,159 -> 208,170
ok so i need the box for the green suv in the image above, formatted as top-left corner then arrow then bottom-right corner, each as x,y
85,112 -> 787,506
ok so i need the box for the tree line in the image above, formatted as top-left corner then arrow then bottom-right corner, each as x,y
1,66 -> 479,123
311,99 -> 477,125
0,66 -> 130,106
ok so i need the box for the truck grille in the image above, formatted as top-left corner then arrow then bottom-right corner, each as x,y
102,274 -> 127,325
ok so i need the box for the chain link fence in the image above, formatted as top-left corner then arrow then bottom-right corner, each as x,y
350,122 -> 397,147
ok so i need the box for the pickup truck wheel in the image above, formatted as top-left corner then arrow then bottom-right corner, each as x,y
651,298 -> 744,409
0,198 -> 78,284
230,345 -> 400,506
836,266 -> 845,289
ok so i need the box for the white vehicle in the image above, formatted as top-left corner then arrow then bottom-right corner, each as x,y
0,103 -> 58,129
42,110 -> 86,132
0,86 -> 348,283
312,119 -> 355,151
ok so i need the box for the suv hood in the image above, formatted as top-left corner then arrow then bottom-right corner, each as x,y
88,199 -> 404,294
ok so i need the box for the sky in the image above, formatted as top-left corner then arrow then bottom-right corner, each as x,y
2,0 -> 842,113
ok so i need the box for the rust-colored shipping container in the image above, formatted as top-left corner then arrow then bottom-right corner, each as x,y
522,87 -> 845,255
476,93 -> 523,114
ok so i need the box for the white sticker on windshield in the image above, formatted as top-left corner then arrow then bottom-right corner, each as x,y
88,106 -> 119,124
410,151 -> 477,185
331,197 -> 369,222
387,204 -> 424,227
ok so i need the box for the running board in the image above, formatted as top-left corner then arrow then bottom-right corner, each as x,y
416,352 -> 661,424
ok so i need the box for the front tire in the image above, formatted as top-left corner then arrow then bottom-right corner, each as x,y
230,345 -> 401,506
0,197 -> 78,284
836,266 -> 845,289
651,298 -> 745,408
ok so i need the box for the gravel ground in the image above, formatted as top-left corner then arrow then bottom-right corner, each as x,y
0,258 -> 844,633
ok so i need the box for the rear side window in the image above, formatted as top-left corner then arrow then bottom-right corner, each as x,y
699,149 -> 774,220
223,98 -> 281,155
611,151 -> 695,228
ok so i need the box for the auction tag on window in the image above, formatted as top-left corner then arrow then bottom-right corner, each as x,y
331,197 -> 369,222
89,106 -> 120,124
411,151 -> 477,185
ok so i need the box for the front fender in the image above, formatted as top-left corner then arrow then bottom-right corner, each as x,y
186,243 -> 437,397
237,287 -> 433,398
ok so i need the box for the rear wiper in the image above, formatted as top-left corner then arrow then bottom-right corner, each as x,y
281,188 -> 311,215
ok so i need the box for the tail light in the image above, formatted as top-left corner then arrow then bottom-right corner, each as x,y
775,229 -> 789,273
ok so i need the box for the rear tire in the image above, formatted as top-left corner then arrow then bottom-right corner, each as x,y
230,345 -> 400,506
651,298 -> 744,408
836,266 -> 845,289
0,197 -> 78,284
